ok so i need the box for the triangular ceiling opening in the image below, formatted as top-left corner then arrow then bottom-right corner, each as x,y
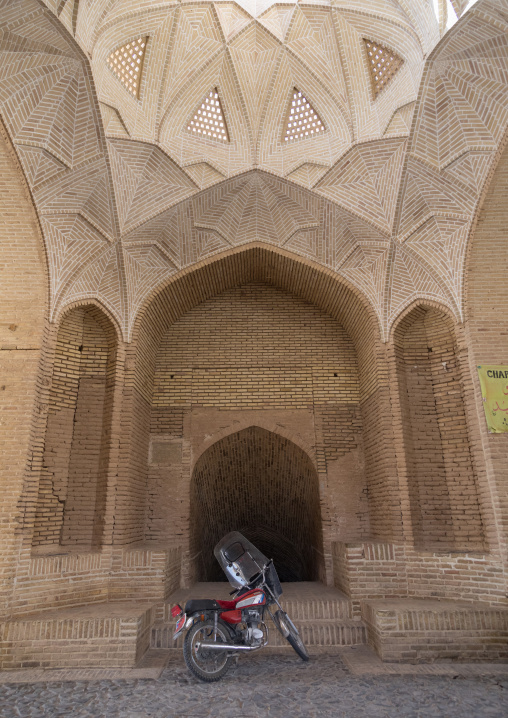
283,88 -> 325,142
186,88 -> 229,142
363,39 -> 404,99
107,36 -> 148,99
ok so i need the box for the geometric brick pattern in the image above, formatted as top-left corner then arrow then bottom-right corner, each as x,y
107,139 -> 197,234
0,0 -> 119,325
392,0 -> 508,330
1,0 -> 507,342
120,171 -> 389,335
315,138 -> 407,235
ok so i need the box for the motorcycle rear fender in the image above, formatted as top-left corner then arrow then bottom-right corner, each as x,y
173,614 -> 193,641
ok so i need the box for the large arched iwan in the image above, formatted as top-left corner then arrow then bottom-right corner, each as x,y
190,426 -> 324,582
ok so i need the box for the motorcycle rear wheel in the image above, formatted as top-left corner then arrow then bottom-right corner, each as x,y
183,618 -> 235,682
274,609 -> 309,661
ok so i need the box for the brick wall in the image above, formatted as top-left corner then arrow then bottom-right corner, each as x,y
0,121 -> 47,620
466,137 -> 508,566
334,540 -> 507,617
7,545 -> 182,618
121,248 -> 397,558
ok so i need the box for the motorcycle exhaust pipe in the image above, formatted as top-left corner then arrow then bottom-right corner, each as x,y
194,641 -> 262,652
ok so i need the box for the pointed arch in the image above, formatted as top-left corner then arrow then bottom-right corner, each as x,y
392,301 -> 484,552
190,426 -> 324,582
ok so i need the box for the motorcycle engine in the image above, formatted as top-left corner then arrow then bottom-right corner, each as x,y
243,625 -> 264,646
242,609 -> 264,646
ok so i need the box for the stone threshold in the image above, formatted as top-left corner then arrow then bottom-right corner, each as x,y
339,645 -> 508,676
0,649 -> 170,684
2,646 -> 508,683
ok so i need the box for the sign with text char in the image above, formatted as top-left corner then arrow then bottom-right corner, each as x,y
477,365 -> 508,433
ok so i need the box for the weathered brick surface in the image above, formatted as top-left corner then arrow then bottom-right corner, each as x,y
145,282 -> 369,584
32,307 -> 116,550
0,120 -> 48,622
8,547 -> 182,617
333,541 -> 507,619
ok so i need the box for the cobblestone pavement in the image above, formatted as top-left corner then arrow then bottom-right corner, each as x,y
0,654 -> 507,718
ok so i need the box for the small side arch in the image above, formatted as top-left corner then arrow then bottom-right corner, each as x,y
32,303 -> 119,551
52,298 -> 123,347
389,297 -> 461,344
391,301 -> 484,551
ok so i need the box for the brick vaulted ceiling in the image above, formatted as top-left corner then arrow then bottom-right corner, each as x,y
1,0 -> 507,339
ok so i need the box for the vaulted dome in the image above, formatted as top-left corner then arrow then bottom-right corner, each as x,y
86,0 -> 439,185
0,0 -> 500,339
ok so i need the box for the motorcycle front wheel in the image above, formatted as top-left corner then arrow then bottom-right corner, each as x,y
274,609 -> 309,661
183,618 -> 235,682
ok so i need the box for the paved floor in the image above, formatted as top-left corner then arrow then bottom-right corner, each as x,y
1,653 -> 507,718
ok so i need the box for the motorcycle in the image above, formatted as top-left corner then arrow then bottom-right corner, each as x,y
171,531 -> 309,682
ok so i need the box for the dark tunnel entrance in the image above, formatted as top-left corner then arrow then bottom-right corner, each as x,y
190,426 -> 324,582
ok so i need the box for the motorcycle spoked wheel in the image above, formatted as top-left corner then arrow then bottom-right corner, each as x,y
274,609 -> 309,662
183,618 -> 235,682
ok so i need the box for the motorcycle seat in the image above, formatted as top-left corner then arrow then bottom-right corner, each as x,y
184,599 -> 223,614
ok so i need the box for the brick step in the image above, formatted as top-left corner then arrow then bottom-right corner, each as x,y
0,602 -> 155,670
280,598 -> 351,621
363,599 -> 508,663
157,583 -> 352,623
151,618 -> 367,650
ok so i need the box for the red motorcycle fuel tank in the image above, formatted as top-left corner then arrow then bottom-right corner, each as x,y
234,589 -> 266,609
218,590 -> 265,624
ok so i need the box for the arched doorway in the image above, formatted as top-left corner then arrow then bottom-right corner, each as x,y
190,426 -> 324,582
